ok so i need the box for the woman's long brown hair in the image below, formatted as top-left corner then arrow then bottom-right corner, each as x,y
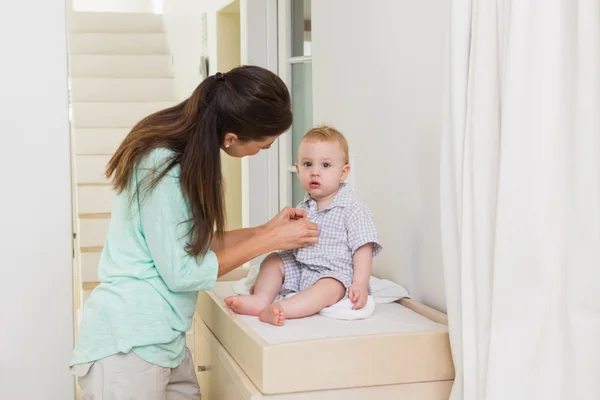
105,66 -> 292,256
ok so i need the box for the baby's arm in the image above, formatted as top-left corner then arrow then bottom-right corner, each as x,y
349,244 -> 373,309
345,203 -> 382,310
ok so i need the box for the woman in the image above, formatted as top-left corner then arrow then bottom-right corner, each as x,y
70,66 -> 318,399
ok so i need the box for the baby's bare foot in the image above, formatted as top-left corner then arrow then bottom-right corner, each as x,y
259,303 -> 285,326
224,295 -> 268,316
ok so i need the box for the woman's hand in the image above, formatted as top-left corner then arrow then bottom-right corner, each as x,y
264,206 -> 308,229
214,208 -> 317,277
263,209 -> 318,250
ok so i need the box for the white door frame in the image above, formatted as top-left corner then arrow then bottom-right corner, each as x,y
242,0 -> 312,233
277,0 -> 293,209
277,0 -> 312,208
240,0 -> 280,232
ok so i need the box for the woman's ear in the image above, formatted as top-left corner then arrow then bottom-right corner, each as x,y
223,132 -> 239,148
340,164 -> 350,182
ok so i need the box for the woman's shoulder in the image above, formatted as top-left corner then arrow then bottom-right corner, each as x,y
138,148 -> 180,178
142,147 -> 176,166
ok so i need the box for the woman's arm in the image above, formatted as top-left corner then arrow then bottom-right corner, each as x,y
139,153 -> 317,290
211,206 -> 313,274
213,227 -> 271,276
211,207 -> 308,252
214,208 -> 316,277
210,227 -> 260,252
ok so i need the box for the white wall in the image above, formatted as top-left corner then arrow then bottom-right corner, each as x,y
312,0 -> 449,312
73,0 -> 152,12
162,0 -> 207,100
0,0 -> 74,399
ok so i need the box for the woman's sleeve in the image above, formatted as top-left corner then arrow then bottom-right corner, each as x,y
138,151 -> 219,292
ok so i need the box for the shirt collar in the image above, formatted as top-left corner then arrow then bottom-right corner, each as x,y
303,182 -> 353,211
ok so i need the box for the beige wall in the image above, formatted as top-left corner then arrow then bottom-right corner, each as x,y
312,0 -> 449,312
216,2 -> 242,230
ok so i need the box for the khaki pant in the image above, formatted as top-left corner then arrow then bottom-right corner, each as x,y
72,349 -> 200,400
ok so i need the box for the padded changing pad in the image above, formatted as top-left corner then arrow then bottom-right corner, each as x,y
195,281 -> 455,394
211,282 -> 447,345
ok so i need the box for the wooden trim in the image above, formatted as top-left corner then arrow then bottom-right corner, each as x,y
195,318 -> 261,398
400,298 -> 449,325
82,281 -> 100,291
80,246 -> 103,253
79,213 -> 111,219
304,19 -> 311,32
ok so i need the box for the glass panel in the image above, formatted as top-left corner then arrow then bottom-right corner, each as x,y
291,0 -> 311,57
290,61 -> 312,206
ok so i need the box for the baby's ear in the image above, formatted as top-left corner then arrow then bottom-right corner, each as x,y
340,164 -> 350,181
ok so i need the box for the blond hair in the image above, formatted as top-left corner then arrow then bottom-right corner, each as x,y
300,125 -> 349,164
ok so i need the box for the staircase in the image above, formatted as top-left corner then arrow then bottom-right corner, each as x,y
68,12 -> 176,309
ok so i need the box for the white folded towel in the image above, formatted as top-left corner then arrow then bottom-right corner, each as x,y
232,266 -> 259,296
230,271 -> 410,321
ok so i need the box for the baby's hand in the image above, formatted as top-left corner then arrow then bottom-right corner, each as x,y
349,282 -> 368,310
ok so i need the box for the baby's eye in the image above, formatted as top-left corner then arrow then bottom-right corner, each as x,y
322,163 -> 330,168
303,162 -> 312,167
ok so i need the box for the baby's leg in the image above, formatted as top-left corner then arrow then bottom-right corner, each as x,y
225,253 -> 284,316
259,278 -> 345,326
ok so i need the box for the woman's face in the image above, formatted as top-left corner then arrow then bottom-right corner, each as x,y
222,134 -> 278,158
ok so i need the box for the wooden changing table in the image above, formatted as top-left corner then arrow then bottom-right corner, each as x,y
192,272 -> 454,399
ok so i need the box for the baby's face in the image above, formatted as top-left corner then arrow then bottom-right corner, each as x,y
296,140 -> 349,200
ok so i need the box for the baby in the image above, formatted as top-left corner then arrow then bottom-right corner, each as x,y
225,125 -> 382,326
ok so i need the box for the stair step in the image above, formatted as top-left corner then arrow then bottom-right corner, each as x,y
71,78 -> 175,102
82,282 -> 100,291
69,33 -> 168,55
80,253 -> 101,283
74,128 -> 129,155
79,213 -> 111,219
80,245 -> 104,253
82,288 -> 95,303
72,101 -> 174,128
70,12 -> 164,34
69,55 -> 173,78
79,218 -> 111,248
77,186 -> 115,214
75,155 -> 112,184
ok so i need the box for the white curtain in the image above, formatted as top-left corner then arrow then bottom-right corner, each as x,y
441,1 -> 600,399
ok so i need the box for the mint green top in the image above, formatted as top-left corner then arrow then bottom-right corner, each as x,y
71,148 -> 219,368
